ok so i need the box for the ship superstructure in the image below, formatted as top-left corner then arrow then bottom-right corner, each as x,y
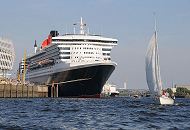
0,37 -> 14,77
23,18 -> 117,97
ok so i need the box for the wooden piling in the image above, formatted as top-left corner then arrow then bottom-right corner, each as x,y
42,85 -> 43,97
22,84 -> 24,97
56,84 -> 58,97
10,84 -> 12,98
27,85 -> 28,98
16,84 -> 18,98
32,85 -> 34,98
3,84 -> 5,98
51,83 -> 54,97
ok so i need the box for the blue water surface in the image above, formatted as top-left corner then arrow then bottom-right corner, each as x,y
0,97 -> 189,130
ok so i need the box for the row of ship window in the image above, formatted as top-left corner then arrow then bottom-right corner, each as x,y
72,56 -> 98,59
59,51 -> 109,55
71,60 -> 98,63
59,56 -> 110,60
53,39 -> 117,43
59,47 -> 111,51
29,49 -> 59,63
60,56 -> 70,59
83,47 -> 100,50
71,58 -> 111,63
59,52 -> 70,54
30,47 -> 58,61
103,53 -> 110,56
57,43 -> 114,47
104,58 -> 111,60
84,52 -> 93,54
60,52 -> 95,55
30,55 -> 59,63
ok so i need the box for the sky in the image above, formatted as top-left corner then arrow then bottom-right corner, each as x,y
0,0 -> 190,89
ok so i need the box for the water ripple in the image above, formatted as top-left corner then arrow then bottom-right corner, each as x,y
0,97 -> 189,129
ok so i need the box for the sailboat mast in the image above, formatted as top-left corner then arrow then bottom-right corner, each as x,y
154,12 -> 158,45
154,12 -> 157,35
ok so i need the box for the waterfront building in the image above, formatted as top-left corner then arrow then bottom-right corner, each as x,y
0,37 -> 14,78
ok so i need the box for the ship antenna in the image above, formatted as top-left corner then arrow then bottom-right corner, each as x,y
73,23 -> 77,34
65,25 -> 68,34
87,28 -> 90,34
80,17 -> 86,34
74,26 -> 76,34
154,12 -> 157,33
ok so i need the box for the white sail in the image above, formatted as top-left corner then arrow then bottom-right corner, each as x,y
145,31 -> 162,96
145,16 -> 174,105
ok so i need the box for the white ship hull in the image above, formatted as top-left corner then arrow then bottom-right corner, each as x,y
159,96 -> 174,105
154,96 -> 174,105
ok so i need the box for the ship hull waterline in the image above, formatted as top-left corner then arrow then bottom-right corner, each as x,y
27,64 -> 115,98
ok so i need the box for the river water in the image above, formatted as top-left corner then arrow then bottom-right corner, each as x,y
0,97 -> 189,130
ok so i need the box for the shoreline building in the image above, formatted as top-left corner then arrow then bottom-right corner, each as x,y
101,83 -> 119,97
0,37 -> 15,78
171,84 -> 190,93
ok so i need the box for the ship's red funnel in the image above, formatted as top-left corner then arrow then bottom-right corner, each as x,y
41,35 -> 52,49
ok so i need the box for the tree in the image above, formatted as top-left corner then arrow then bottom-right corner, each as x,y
166,88 -> 173,96
175,87 -> 190,97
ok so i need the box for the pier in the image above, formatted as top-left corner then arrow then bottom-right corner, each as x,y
0,84 -> 48,98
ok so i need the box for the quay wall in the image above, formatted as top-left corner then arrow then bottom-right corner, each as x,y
0,84 -> 48,98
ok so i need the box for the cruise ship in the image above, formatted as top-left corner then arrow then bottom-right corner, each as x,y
0,37 -> 14,77
23,18 -> 117,97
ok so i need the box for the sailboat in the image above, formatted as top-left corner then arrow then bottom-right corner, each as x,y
145,18 -> 174,105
